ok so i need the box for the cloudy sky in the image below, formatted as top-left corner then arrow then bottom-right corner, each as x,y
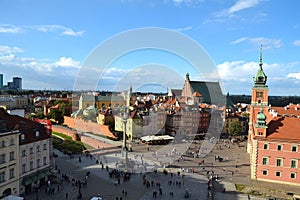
0,0 -> 300,95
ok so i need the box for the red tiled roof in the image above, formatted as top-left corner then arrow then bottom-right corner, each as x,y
267,116 -> 300,142
271,105 -> 300,117
0,108 -> 50,144
192,91 -> 202,97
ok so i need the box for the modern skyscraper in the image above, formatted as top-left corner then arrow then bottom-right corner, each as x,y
13,77 -> 22,90
0,74 -> 3,89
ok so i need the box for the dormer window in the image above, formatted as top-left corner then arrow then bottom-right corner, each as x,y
35,130 -> 40,137
21,134 -> 25,141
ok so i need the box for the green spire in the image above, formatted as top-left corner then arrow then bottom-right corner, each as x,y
253,45 -> 267,87
259,44 -> 263,69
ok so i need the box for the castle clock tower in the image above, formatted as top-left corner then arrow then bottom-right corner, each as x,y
249,45 -> 268,138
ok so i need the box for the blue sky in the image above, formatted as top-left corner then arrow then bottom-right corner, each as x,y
0,0 -> 300,95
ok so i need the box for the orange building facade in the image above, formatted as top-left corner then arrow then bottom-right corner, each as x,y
247,49 -> 300,186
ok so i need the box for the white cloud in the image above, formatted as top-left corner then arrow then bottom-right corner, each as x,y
0,24 -> 22,33
249,37 -> 282,49
217,60 -> 257,81
287,72 -> 300,79
228,0 -> 259,15
0,24 -> 85,37
171,0 -> 203,6
173,26 -> 193,32
215,60 -> 300,95
0,46 -> 23,55
216,60 -> 286,83
30,25 -> 85,37
230,37 -> 249,44
0,46 -> 80,73
293,40 -> 300,46
215,0 -> 260,17
230,37 -> 282,49
56,57 -> 80,68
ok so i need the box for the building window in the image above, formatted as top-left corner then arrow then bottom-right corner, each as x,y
30,161 -> 34,170
43,144 -> 47,150
262,170 -> 268,175
262,157 -> 268,165
9,168 -> 14,179
292,146 -> 297,152
43,156 -> 47,165
276,158 -> 283,167
10,138 -> 14,145
22,164 -> 26,173
291,173 -> 296,179
1,140 -> 5,147
37,159 -> 40,168
30,147 -> 33,154
291,160 -> 298,168
0,172 -> 5,183
257,92 -> 263,97
21,134 -> 25,141
0,154 -> 5,164
277,145 -> 282,151
36,145 -> 40,152
276,171 -> 281,177
22,149 -> 26,157
9,151 -> 14,161
263,143 -> 268,149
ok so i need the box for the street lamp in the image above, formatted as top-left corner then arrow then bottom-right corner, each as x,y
122,111 -> 129,169
122,112 -> 129,150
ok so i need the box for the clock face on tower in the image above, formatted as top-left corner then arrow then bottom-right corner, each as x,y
256,92 -> 263,97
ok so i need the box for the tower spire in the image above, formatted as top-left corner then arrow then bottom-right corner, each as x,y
259,44 -> 263,69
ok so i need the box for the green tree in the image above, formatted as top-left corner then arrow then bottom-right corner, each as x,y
47,109 -> 64,124
35,112 -> 45,119
228,120 -> 242,137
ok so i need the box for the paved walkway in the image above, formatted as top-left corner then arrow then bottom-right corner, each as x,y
25,147 -> 267,200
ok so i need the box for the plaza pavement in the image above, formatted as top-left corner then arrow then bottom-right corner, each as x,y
25,144 -> 267,200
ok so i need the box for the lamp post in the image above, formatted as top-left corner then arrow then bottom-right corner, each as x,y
122,111 -> 129,169
122,112 -> 128,150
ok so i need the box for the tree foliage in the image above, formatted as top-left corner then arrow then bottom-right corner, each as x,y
228,120 -> 242,137
47,109 -> 64,124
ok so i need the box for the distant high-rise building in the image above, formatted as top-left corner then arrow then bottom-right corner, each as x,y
0,74 -> 3,89
13,77 -> 22,90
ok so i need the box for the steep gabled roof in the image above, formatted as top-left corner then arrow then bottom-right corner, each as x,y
170,89 -> 182,98
0,108 -> 50,144
189,81 -> 224,105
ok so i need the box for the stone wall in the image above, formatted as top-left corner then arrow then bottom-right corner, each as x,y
80,135 -> 113,149
52,125 -> 78,141
63,116 -> 116,138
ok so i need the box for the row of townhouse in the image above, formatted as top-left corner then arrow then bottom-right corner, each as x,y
0,108 -> 52,198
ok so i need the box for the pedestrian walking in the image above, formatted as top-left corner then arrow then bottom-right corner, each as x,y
66,192 -> 68,199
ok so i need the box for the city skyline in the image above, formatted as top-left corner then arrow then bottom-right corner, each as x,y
0,0 -> 300,95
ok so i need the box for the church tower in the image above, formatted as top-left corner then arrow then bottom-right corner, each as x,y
249,45 -> 268,138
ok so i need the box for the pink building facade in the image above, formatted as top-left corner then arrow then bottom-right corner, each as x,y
247,49 -> 300,186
